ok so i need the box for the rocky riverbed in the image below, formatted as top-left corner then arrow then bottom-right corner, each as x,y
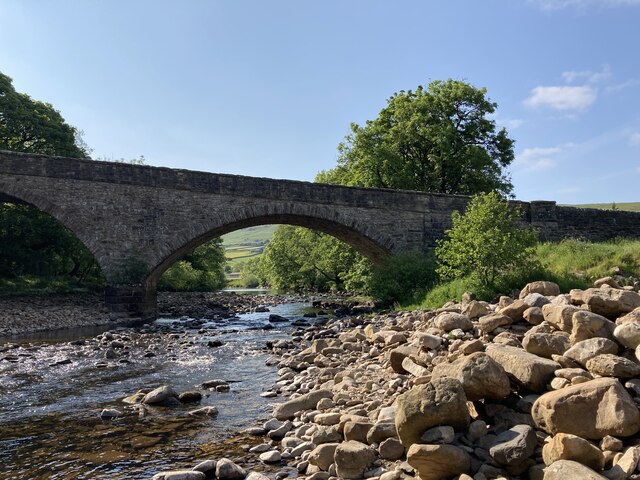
144,278 -> 640,480
0,290 -> 342,337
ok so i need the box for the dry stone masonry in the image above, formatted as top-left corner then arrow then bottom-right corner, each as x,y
3,150 -> 640,318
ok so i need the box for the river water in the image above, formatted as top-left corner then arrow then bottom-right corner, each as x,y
0,302 -> 318,480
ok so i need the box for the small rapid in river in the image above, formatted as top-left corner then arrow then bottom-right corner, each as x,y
0,301 -> 323,480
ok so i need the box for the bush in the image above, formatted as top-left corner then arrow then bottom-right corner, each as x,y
436,191 -> 539,288
158,260 -> 226,292
158,239 -> 227,292
367,251 -> 437,306
241,273 -> 260,288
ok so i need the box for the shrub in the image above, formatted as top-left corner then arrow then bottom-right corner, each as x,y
436,191 -> 539,288
367,251 -> 437,306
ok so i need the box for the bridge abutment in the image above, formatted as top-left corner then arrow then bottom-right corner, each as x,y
104,285 -> 157,320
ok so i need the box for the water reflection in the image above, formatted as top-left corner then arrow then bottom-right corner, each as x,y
0,302 -> 316,479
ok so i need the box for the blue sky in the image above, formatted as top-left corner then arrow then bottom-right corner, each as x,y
1,0 -> 639,204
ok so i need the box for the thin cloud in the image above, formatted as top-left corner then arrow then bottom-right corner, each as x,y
501,118 -> 525,130
524,86 -> 597,111
515,145 -> 570,172
606,79 -> 640,93
562,65 -> 612,84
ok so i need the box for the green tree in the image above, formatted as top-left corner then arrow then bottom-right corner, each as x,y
367,251 -> 437,306
0,71 -> 101,291
239,257 -> 267,288
0,72 -> 89,157
0,203 -> 100,282
435,192 -> 539,288
260,226 -> 366,292
158,238 -> 227,291
317,79 -> 515,196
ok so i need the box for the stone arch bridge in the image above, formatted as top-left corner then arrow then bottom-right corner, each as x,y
2,150 -> 640,319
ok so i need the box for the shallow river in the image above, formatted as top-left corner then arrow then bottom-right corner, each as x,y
0,302 -> 318,480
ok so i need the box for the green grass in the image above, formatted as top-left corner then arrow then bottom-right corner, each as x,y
0,275 -> 104,296
221,225 -> 278,271
415,238 -> 640,308
569,202 -> 640,212
221,225 -> 278,246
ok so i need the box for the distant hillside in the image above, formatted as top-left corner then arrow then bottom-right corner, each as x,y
221,225 -> 278,245
570,202 -> 640,212
221,225 -> 278,270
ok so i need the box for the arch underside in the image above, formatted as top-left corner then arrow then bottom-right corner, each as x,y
0,184 -> 100,257
146,213 -> 395,288
0,185 -> 105,278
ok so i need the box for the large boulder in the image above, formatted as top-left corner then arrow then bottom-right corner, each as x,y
519,281 -> 560,298
143,386 -> 178,405
478,313 -> 512,334
613,322 -> 640,349
544,460 -> 608,480
273,389 -> 333,420
541,433 -> 605,471
334,441 -> 375,479
570,310 -> 615,344
617,307 -> 640,325
395,378 -> 469,447
578,288 -> 640,318
389,345 -> 419,374
406,444 -> 471,480
433,312 -> 473,332
563,338 -> 619,367
308,443 -> 339,470
532,377 -> 640,439
542,304 -> 580,333
585,354 -> 640,379
523,292 -> 551,308
215,459 -> 246,480
430,352 -> 510,401
523,332 -> 570,359
489,424 -> 537,466
500,299 -> 529,322
485,344 -> 559,392
151,472 -> 205,480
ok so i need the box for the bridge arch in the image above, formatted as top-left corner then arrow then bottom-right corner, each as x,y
0,183 -> 105,271
0,184 -> 105,288
145,204 -> 397,290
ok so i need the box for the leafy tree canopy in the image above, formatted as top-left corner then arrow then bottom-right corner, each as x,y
259,225 -> 368,292
435,192 -> 539,288
316,79 -> 515,196
158,239 -> 227,292
0,71 -> 89,158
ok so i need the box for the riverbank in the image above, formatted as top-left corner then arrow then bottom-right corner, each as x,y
148,279 -> 640,480
0,292 -> 116,337
0,291 -> 337,337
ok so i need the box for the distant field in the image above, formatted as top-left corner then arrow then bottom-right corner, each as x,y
569,202 -> 640,212
221,225 -> 278,270
221,225 -> 278,245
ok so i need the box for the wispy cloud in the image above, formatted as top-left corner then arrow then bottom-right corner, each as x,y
515,144 -> 573,172
562,64 -> 612,84
501,118 -> 525,130
524,86 -> 597,111
531,0 -> 640,10
606,79 -> 640,93
629,132 -> 640,146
